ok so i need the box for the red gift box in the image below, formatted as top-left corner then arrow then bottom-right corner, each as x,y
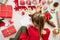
1,25 -> 16,37
44,12 -> 50,20
0,4 -> 12,18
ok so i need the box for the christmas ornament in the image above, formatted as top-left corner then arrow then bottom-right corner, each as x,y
21,11 -> 25,15
41,0 -> 46,5
14,0 -> 36,11
32,0 -> 37,5
53,2 -> 59,7
53,29 -> 59,35
43,5 -> 48,10
48,0 -> 53,4
20,0 -> 25,5
1,25 -> 16,37
26,0 -> 31,5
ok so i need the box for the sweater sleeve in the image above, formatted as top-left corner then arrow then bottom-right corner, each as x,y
42,28 -> 50,40
45,28 -> 50,36
18,32 -> 29,40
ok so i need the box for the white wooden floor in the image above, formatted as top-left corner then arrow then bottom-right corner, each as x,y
0,0 -> 60,40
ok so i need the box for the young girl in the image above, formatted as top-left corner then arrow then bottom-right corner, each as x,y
18,13 -> 50,40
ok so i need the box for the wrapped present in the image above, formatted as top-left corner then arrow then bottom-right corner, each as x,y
1,25 -> 16,37
44,11 -> 52,20
0,4 -> 12,18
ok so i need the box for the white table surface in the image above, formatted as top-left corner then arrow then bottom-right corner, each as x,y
0,0 -> 60,40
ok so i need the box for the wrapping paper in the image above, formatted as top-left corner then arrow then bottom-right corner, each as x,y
0,4 -> 12,18
1,25 -> 16,37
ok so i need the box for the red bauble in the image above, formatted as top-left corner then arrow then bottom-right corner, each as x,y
32,0 -> 37,5
21,11 -> 25,15
26,0 -> 31,5
0,22 -> 5,27
20,0 -> 25,5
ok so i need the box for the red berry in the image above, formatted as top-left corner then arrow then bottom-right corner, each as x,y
0,22 -> 5,27
9,20 -> 13,24
22,11 -> 25,15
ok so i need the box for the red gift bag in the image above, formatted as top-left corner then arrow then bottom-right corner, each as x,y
0,4 -> 12,18
1,25 -> 16,37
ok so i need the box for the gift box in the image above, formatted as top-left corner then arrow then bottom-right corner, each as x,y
44,12 -> 52,20
0,4 -> 12,18
1,25 -> 16,37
